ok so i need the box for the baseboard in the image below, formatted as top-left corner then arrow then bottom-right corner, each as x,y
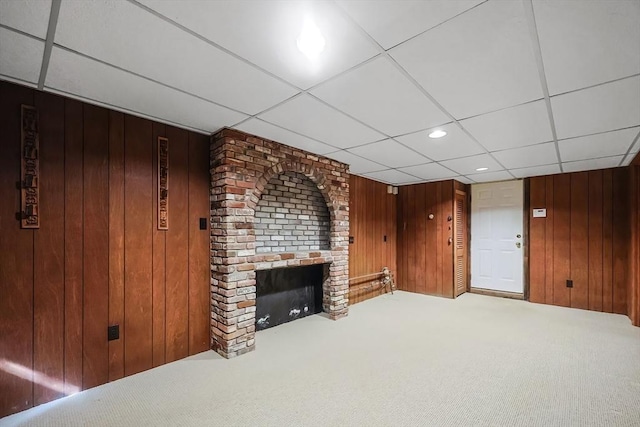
469,287 -> 525,300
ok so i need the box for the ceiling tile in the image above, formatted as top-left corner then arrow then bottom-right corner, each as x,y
551,76 -> 640,139
510,164 -> 560,178
258,94 -> 385,149
46,47 -> 247,133
562,156 -> 624,173
138,0 -> 379,89
323,151 -> 386,175
361,169 -> 419,185
235,119 -> 336,155
533,0 -> 640,95
336,0 -> 482,50
395,123 -> 484,161
453,176 -> 475,185
389,0 -> 542,119
0,0 -> 51,39
0,29 -> 44,84
348,139 -> 429,168
624,136 -> 640,165
310,56 -> 449,136
439,154 -> 503,176
397,162 -> 458,181
55,0 -> 296,115
461,101 -> 553,151
491,142 -> 558,170
559,127 -> 639,163
465,171 -> 514,183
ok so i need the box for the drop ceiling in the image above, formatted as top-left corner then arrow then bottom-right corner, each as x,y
1,0 -> 639,185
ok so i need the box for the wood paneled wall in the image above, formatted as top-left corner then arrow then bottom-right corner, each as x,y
528,169 -> 630,314
0,81 -> 210,418
396,180 -> 467,298
629,163 -> 640,326
348,176 -> 397,304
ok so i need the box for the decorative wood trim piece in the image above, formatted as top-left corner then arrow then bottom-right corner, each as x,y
21,104 -> 40,228
158,136 -> 169,230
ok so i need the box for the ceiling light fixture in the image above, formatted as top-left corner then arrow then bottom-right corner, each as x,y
297,18 -> 325,59
476,167 -> 489,172
428,130 -> 447,139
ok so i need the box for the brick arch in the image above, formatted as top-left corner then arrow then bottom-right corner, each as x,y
247,160 -> 338,224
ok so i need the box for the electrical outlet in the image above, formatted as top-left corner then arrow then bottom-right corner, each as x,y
383,235 -> 387,242
566,279 -> 573,288
108,325 -> 119,341
199,218 -> 207,230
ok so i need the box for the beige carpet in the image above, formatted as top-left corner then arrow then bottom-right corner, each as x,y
2,291 -> 639,427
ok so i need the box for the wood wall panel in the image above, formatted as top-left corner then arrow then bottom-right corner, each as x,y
0,82 -> 35,417
82,104 -> 110,390
528,169 -> 631,315
124,116 -> 154,376
32,92 -> 66,405
0,81 -> 212,418
63,99 -> 84,396
151,122 -> 167,367
108,111 -> 125,381
396,180 -> 462,298
188,133 -> 211,354
165,127 -> 189,362
629,164 -> 640,326
348,176 -> 397,304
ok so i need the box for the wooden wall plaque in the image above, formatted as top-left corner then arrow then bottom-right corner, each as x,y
158,136 -> 169,230
21,105 -> 39,228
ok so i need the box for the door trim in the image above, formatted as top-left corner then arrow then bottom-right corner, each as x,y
523,179 -> 530,301
469,287 -> 525,300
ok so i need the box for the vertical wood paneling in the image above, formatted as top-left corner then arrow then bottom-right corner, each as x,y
82,104 -> 110,389
33,92 -> 65,405
406,185 -> 417,293
425,183 -> 438,295
441,181 -> 454,298
188,132 -> 211,354
124,116 -> 154,376
588,171 -> 604,311
151,123 -> 167,367
544,176 -> 555,305
63,99 -> 83,396
602,170 -> 614,312
612,169 -> 629,314
570,172 -> 589,309
553,174 -> 571,307
415,185 -> 427,294
165,126 -> 189,363
0,82 -> 35,417
108,111 -> 125,381
436,183 -> 444,296
529,177 -> 546,303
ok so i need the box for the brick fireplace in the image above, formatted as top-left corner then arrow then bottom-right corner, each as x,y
210,129 -> 349,358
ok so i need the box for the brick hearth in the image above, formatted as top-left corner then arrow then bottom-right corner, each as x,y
209,129 -> 349,358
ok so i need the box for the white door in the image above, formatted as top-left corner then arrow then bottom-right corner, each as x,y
471,180 -> 524,294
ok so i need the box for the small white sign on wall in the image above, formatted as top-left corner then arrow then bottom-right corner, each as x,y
532,208 -> 547,218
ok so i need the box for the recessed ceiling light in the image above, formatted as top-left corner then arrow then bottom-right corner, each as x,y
476,167 -> 489,172
297,18 -> 325,59
428,130 -> 447,139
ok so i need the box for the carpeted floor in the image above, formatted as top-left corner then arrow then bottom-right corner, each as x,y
2,291 -> 639,427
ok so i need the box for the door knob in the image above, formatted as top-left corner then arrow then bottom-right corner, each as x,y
516,242 -> 521,248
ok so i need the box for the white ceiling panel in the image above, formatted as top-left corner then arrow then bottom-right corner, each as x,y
46,47 -> 247,133
396,162 -> 458,181
0,29 -> 44,85
235,118 -> 336,155
361,169 -> 419,185
465,171 -> 514,183
389,0 -> 542,119
0,0 -> 51,39
453,176 -> 475,185
336,0 -> 483,50
562,156 -> 624,173
395,123 -> 484,161
310,56 -> 449,136
138,0 -> 379,90
461,101 -> 553,151
348,139 -> 428,168
551,76 -> 640,139
323,150 -> 386,174
492,142 -> 558,170
258,94 -> 385,149
559,127 -> 639,163
439,154 -> 504,176
510,164 -> 561,179
55,0 -> 296,115
534,0 -> 640,96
